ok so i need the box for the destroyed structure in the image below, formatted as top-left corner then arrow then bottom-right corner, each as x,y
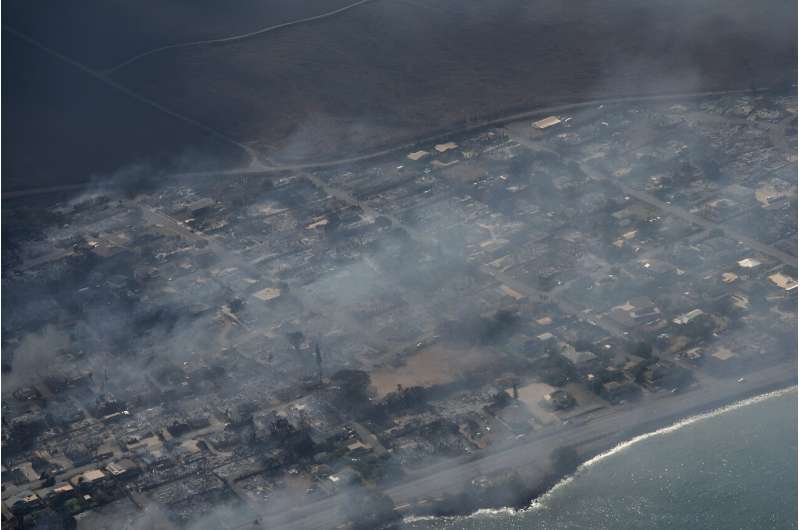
2,93 -> 797,529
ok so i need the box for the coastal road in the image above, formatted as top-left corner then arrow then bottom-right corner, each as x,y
259,360 -> 796,529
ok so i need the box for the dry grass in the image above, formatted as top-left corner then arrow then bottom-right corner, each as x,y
112,0 -> 795,164
370,344 -> 491,398
4,0 -> 796,188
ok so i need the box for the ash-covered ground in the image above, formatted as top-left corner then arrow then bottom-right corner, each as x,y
2,93 -> 796,529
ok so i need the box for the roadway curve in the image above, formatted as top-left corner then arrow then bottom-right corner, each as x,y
104,0 -> 380,74
3,87 -> 784,201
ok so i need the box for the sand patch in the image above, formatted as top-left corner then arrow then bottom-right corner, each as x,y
370,345 -> 489,398
511,382 -> 559,425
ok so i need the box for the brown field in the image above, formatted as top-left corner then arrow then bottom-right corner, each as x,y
370,344 -> 492,398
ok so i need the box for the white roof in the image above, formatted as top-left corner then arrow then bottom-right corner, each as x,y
768,273 -> 798,291
737,258 -> 761,268
253,287 -> 282,301
305,217 -> 329,229
532,116 -> 562,129
673,309 -> 705,325
434,142 -> 458,153
499,285 -> 526,300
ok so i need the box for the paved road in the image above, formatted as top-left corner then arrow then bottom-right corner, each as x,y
3,88 -> 780,200
258,360 -> 796,529
611,178 -> 796,266
131,104 -> 800,528
506,107 -> 797,268
572,108 -> 797,267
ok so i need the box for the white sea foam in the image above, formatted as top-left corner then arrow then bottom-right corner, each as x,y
402,385 -> 797,525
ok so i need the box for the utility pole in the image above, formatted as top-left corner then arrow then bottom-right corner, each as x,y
314,342 -> 323,384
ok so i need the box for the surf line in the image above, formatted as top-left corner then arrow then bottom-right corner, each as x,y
404,385 -> 797,524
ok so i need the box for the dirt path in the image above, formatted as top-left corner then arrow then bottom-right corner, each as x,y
104,0 -> 382,74
3,25 -> 259,166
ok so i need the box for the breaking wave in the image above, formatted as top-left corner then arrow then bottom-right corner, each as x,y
403,385 -> 798,525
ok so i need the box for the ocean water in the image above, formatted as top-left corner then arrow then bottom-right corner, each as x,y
405,388 -> 798,530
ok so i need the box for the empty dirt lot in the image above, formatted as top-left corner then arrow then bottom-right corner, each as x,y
370,344 -> 493,398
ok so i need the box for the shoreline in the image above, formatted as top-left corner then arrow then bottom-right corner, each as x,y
258,360 -> 797,529
398,372 -> 798,525
403,384 -> 798,526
